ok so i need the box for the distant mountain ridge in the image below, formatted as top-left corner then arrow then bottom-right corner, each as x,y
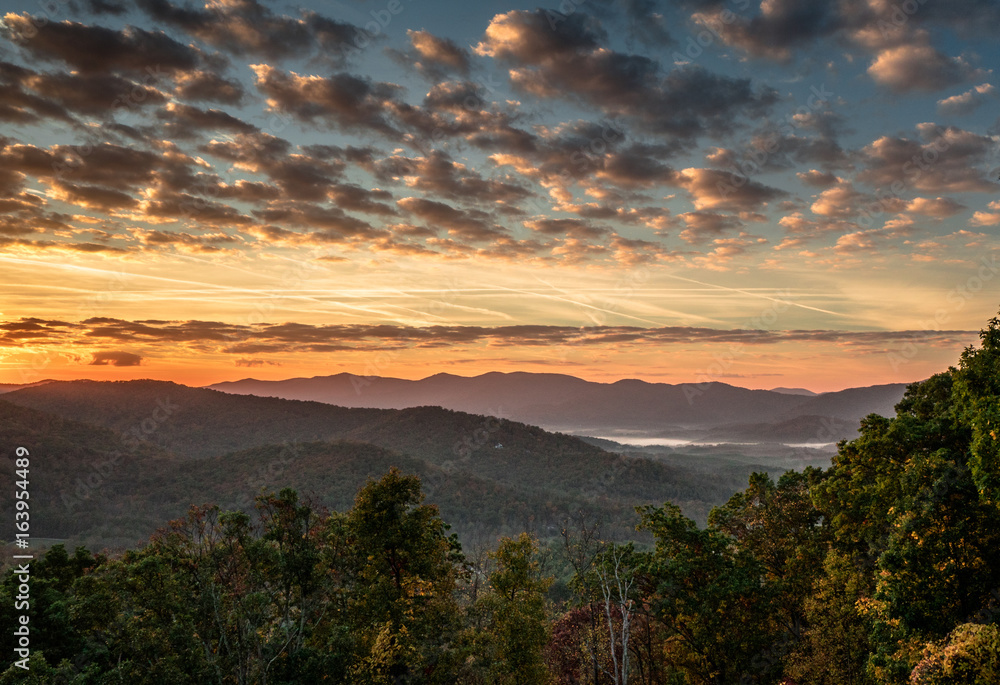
768,387 -> 819,396
0,380 -> 54,394
207,371 -> 909,442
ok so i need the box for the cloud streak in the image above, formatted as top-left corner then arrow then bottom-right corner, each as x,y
0,317 -> 977,358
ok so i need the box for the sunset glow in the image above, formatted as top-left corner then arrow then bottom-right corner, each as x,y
1,0 -> 998,390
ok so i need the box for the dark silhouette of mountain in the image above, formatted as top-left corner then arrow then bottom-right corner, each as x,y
768,387 -> 819,396
1,381 -> 777,548
207,372 -> 908,440
775,383 -> 908,424
0,380 -> 53,394
3,379 -> 607,463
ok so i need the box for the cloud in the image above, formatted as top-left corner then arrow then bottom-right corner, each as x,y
235,358 -> 282,367
690,0 -> 843,61
694,233 -> 768,269
200,131 -> 293,167
89,350 -> 143,366
810,181 -> 880,219
172,70 -> 245,105
969,201 -> 1000,226
1,14 -> 206,75
397,197 -> 505,241
250,64 -> 406,138
596,143 -> 681,187
252,202 -> 382,241
937,83 -> 996,116
404,29 -> 471,75
858,124 -> 999,193
158,102 -> 258,138
615,0 -> 674,46
833,230 -> 878,253
724,125 -> 851,171
327,183 -> 397,216
678,168 -> 787,212
777,211 -> 858,244
133,229 -> 242,253
421,79 -> 487,112
81,0 -> 127,15
0,62 -> 168,123
1,317 -> 978,356
372,150 -> 533,204
684,0 -> 999,82
0,137 -> 267,237
970,212 -> 1000,226
608,234 -> 680,266
0,0 -> 991,273
678,211 -> 744,244
797,170 -> 839,188
202,133 -> 351,202
487,120 -> 645,188
524,218 -> 609,240
904,196 -> 964,218
136,0 -> 360,63
0,141 -> 169,200
868,42 -> 980,93
0,61 -> 74,124
475,9 -> 777,138
833,218 -> 912,254
50,182 -> 138,211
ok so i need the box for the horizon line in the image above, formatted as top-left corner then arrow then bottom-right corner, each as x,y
1,369 -> 927,396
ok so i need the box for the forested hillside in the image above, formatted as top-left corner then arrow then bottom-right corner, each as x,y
4,314 -> 1000,683
1,384 -> 768,549
4,380 -> 612,461
0,400 -> 177,545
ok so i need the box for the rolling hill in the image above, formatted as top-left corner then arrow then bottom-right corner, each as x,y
0,398 -> 178,546
1,380 -> 785,549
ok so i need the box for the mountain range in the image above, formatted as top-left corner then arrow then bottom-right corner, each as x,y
1,379 -> 787,551
207,371 -> 909,443
0,373 -> 913,551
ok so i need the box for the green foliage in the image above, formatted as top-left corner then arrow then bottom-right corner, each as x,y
636,502 -> 780,683
0,545 -> 101,676
805,314 -> 1000,684
336,468 -> 465,684
953,316 -> 1000,503
785,550 -> 876,685
470,533 -> 552,685
0,651 -> 79,684
708,469 -> 828,635
0,472 -> 474,684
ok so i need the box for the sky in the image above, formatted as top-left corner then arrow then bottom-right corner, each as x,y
0,0 -> 998,391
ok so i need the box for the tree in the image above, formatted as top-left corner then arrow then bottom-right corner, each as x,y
808,315 -> 1000,683
637,502 -> 778,684
953,315 -> 1000,504
0,544 -> 100,673
909,623 -> 1000,684
709,469 -> 828,640
785,550 -> 876,685
473,533 -> 552,685
337,467 -> 466,684
594,543 -> 637,685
